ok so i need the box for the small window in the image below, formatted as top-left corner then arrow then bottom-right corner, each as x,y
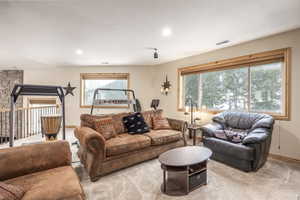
80,73 -> 130,108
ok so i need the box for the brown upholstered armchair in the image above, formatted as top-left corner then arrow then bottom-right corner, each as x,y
0,141 -> 85,200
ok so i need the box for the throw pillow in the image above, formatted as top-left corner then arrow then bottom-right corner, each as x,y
122,112 -> 150,134
0,182 -> 25,200
225,129 -> 247,143
94,117 -> 117,140
152,117 -> 171,130
214,129 -> 247,143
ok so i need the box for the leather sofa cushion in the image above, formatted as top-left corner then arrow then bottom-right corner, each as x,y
145,130 -> 182,146
4,166 -> 84,200
81,110 -> 164,133
213,111 -> 274,130
111,112 -> 131,134
204,137 -> 254,161
80,114 -> 112,129
0,181 -> 25,200
0,141 -> 71,181
141,109 -> 163,129
152,117 -> 171,130
106,134 -> 151,156
94,117 -> 117,140
214,129 -> 248,143
80,112 -> 130,134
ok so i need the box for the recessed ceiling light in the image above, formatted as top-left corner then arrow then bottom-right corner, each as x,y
75,49 -> 83,55
216,40 -> 230,46
162,27 -> 172,37
101,62 -> 109,65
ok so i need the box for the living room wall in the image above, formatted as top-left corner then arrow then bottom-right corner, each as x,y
152,28 -> 300,160
23,65 -> 156,126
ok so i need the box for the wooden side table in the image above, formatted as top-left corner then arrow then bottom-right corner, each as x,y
158,146 -> 212,196
187,124 -> 202,145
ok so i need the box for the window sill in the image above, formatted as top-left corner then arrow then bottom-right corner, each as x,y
177,108 -> 290,121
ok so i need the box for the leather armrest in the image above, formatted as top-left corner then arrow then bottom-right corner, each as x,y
0,141 -> 71,181
167,118 -> 188,145
74,127 -> 106,155
167,118 -> 188,132
242,128 -> 269,145
252,117 -> 274,130
200,122 -> 223,137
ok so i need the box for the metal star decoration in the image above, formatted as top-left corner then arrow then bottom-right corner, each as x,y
63,82 -> 76,96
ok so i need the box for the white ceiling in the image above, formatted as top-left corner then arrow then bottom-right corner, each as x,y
0,0 -> 300,68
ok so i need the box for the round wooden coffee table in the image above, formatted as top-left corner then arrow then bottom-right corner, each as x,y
158,146 -> 212,196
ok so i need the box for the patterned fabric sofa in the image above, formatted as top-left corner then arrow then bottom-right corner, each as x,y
201,111 -> 274,172
75,109 -> 187,181
0,141 -> 85,200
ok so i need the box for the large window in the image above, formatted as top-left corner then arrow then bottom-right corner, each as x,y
80,73 -> 129,108
178,48 -> 290,120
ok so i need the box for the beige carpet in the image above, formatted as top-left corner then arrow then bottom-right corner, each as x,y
75,157 -> 300,200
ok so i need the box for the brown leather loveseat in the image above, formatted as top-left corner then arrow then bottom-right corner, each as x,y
0,141 -> 85,200
75,110 -> 187,181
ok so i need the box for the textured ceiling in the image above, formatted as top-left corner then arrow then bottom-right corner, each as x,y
0,0 -> 300,68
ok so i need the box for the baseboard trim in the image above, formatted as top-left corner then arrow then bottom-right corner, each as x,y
65,125 -> 77,128
269,153 -> 300,163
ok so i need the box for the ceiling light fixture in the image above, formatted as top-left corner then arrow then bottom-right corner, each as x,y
162,27 -> 172,37
154,48 -> 158,59
146,47 -> 159,59
216,40 -> 230,46
75,49 -> 83,55
101,62 -> 109,65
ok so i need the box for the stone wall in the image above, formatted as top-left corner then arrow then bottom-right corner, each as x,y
0,70 -> 23,109
0,70 -> 23,139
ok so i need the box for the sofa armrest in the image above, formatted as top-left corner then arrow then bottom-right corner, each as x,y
167,118 -> 188,145
74,127 -> 106,156
242,128 -> 270,145
200,122 -> 223,137
75,127 -> 106,181
0,141 -> 71,181
167,118 -> 187,132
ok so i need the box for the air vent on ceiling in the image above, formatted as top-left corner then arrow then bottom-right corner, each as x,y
216,40 -> 230,46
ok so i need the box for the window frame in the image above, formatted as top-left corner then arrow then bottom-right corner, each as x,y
80,73 -> 130,109
177,48 -> 291,120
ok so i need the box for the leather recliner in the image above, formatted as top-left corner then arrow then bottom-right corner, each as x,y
201,111 -> 274,172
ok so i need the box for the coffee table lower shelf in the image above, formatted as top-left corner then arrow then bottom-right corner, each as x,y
161,162 -> 207,196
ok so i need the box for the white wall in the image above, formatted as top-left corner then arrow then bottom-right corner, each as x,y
152,28 -> 300,160
21,28 -> 300,160
24,65 -> 156,126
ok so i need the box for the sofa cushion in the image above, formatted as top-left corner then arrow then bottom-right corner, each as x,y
122,112 -> 150,134
152,117 -> 171,130
80,114 -> 112,129
212,111 -> 274,130
0,182 -> 25,200
145,130 -> 182,146
214,129 -> 248,143
106,134 -> 151,156
141,110 -> 163,128
203,137 -> 254,161
4,166 -> 84,200
94,117 -> 117,140
112,112 -> 131,134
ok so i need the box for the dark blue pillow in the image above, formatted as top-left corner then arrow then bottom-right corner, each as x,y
122,112 -> 150,134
